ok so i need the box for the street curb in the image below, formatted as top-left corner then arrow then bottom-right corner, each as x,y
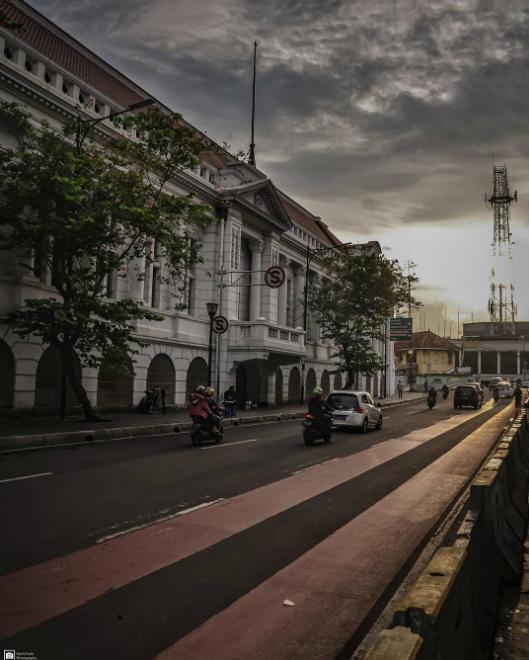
0,396 -> 421,452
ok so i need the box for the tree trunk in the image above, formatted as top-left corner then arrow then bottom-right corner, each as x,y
344,369 -> 355,389
62,345 -> 102,422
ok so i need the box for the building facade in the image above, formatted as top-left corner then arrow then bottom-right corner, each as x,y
394,331 -> 459,386
0,0 -> 394,414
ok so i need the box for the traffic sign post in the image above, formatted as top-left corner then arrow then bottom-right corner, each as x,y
212,315 -> 229,335
389,317 -> 413,341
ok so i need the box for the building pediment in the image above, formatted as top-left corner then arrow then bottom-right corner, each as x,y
219,178 -> 292,232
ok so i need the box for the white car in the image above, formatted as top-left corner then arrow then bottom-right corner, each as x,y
326,390 -> 383,433
497,381 -> 514,398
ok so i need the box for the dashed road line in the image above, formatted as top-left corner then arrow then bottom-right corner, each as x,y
201,439 -> 259,450
0,472 -> 53,484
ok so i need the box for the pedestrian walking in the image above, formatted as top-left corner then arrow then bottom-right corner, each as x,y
160,386 -> 166,414
423,380 -> 428,394
397,380 -> 404,399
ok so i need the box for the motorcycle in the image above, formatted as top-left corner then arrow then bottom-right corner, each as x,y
191,404 -> 225,446
427,394 -> 436,410
442,387 -> 449,400
303,412 -> 332,445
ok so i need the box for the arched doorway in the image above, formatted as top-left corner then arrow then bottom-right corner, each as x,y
305,368 -> 317,400
334,372 -> 343,390
186,357 -> 208,399
321,370 -> 330,397
288,367 -> 300,403
0,339 -> 14,408
236,361 -> 262,405
97,355 -> 134,408
275,368 -> 283,405
35,345 -> 80,411
147,354 -> 175,405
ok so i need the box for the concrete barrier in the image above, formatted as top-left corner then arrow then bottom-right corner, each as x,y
364,402 -> 529,660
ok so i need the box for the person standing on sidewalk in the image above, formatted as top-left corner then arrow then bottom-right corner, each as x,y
397,380 -> 404,399
223,386 -> 237,418
513,380 -> 523,415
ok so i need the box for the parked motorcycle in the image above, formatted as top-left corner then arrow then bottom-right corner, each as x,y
427,394 -> 436,410
303,412 -> 332,445
191,405 -> 225,446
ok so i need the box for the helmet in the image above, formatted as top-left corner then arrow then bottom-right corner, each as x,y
205,387 -> 215,397
196,385 -> 206,394
313,387 -> 323,396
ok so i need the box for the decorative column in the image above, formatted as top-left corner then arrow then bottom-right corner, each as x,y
497,351 -> 501,375
128,256 -> 145,301
517,351 -> 521,375
250,240 -> 264,321
477,351 -> 482,376
277,256 -> 288,326
294,263 -> 306,328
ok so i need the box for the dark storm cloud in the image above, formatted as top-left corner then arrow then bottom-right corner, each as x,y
27,0 -> 529,231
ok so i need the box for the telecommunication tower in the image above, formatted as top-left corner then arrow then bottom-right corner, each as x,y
488,274 -> 517,335
485,164 -> 517,255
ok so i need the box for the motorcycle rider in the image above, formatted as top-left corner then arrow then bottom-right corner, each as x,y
441,384 -> 449,399
308,387 -> 332,434
188,385 -> 213,430
205,386 -> 222,432
427,385 -> 437,407
492,383 -> 500,402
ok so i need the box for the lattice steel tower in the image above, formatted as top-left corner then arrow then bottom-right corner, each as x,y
486,164 -> 517,255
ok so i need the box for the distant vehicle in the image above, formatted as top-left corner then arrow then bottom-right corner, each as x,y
467,381 -> 485,405
454,384 -> 482,409
488,376 -> 503,391
327,390 -> 383,433
497,381 -> 514,398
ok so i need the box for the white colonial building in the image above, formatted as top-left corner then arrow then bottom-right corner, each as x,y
0,0 -> 395,414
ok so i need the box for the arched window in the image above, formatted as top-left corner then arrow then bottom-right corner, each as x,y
147,354 -> 175,404
305,368 -> 317,401
35,345 -> 80,411
186,357 -> 208,400
0,339 -> 14,408
97,355 -> 134,408
288,367 -> 300,403
321,370 -> 330,397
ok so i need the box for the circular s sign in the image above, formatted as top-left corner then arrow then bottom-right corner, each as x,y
264,265 -> 286,289
212,315 -> 229,335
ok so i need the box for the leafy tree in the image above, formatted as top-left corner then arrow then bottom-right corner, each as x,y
0,102 -> 211,420
309,249 -> 420,389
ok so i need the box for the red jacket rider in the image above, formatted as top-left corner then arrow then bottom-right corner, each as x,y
188,387 -> 212,419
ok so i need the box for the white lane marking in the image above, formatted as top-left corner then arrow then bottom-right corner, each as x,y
96,498 -> 226,543
291,458 -> 339,475
201,439 -> 259,450
0,472 -> 53,484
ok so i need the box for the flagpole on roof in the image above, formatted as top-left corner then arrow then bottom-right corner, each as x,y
248,41 -> 257,167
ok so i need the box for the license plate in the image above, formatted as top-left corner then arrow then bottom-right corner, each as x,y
333,415 -> 347,420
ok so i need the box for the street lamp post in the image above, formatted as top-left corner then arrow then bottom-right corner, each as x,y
299,242 -> 352,405
206,302 -> 219,387
75,98 -> 155,152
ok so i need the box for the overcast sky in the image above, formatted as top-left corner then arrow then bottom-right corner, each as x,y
29,0 -> 529,331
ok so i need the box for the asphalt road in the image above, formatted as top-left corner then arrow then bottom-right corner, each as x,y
0,394 -> 510,660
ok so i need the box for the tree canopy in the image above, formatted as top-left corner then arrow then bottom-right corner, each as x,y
0,102 -> 212,419
309,249 -> 420,389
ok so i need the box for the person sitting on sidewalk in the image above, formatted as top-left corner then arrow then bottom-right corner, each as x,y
223,386 -> 237,418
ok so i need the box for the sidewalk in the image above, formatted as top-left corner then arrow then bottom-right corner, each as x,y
0,391 -> 423,451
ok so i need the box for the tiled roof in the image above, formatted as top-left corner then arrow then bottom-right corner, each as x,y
199,150 -> 231,169
1,0 -> 145,106
395,330 -> 459,352
280,196 -> 339,247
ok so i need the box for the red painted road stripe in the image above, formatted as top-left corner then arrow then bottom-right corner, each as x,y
0,406 -> 497,639
157,407 -> 512,660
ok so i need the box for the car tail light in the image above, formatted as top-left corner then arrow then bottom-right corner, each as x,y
355,406 -> 365,414
304,413 -> 315,420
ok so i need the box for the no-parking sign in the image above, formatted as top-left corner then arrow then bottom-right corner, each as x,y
264,265 -> 286,288
212,315 -> 229,334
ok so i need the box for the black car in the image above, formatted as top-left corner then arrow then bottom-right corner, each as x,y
454,384 -> 481,409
